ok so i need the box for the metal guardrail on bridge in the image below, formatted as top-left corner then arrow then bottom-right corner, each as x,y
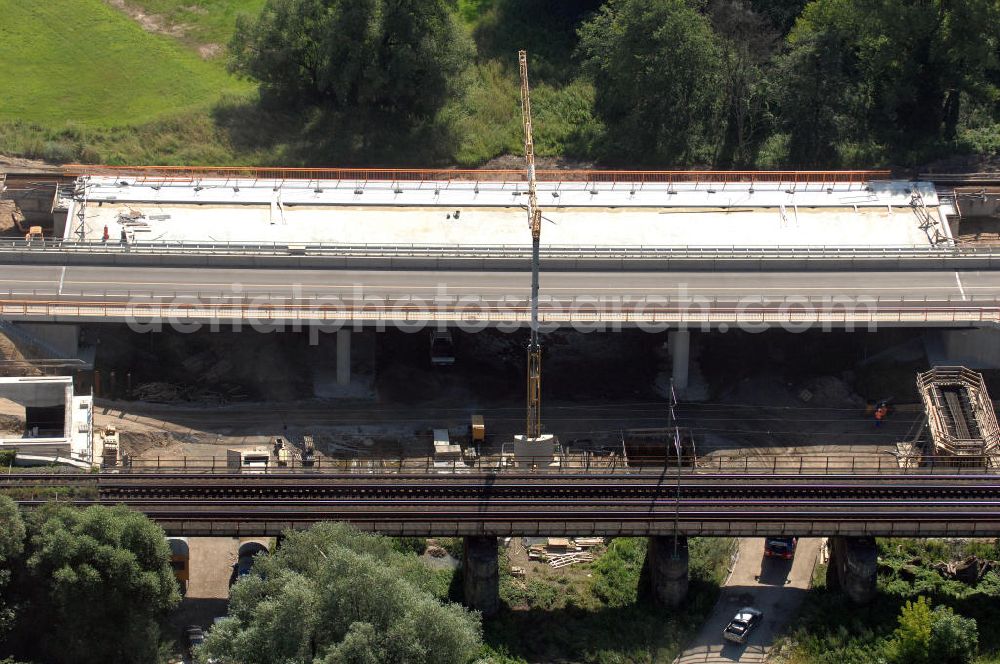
114,453 -> 999,475
65,165 -> 892,184
2,240 -> 987,261
0,294 -> 996,325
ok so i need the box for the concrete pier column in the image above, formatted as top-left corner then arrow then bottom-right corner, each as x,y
336,329 -> 351,386
668,330 -> 690,392
647,535 -> 689,607
462,536 -> 499,617
826,536 -> 877,604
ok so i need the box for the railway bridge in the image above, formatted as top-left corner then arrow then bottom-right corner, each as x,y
8,465 -> 1000,614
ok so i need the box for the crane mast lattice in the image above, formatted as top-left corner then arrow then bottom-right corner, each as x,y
519,49 -> 542,441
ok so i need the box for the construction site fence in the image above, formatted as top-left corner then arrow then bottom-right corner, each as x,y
65,165 -> 891,185
114,453 -> 1000,475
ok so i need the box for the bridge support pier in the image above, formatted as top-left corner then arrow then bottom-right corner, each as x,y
826,536 -> 877,604
13,323 -> 79,359
462,536 -> 499,617
647,535 -> 688,607
336,329 -> 351,386
668,330 -> 690,393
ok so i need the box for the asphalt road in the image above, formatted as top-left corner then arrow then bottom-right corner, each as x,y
675,537 -> 822,664
0,265 -> 993,303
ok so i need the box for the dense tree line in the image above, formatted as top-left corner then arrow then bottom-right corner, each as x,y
229,0 -> 1000,168
0,497 -> 179,664
0,498 -> 480,664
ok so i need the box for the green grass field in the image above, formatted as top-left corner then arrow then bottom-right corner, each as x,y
0,0 -> 250,127
0,0 -> 589,167
124,0 -> 266,50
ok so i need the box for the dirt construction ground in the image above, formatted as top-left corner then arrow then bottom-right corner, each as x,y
674,537 -> 822,664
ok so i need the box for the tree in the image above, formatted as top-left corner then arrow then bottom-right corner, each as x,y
775,0 -> 1000,165
229,0 -> 473,128
887,596 -> 978,664
577,0 -> 723,166
707,0 -> 778,167
473,0 -> 603,83
8,504 -> 179,664
771,22 -> 852,166
929,605 -> 978,664
888,596 -> 934,664
747,0 -> 808,35
200,523 -> 481,664
0,496 -> 25,636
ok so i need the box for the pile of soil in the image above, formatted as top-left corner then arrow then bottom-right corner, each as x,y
0,200 -> 24,235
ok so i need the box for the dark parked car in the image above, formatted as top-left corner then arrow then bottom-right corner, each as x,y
228,541 -> 269,588
186,625 -> 205,652
764,536 -> 798,560
723,607 -> 763,644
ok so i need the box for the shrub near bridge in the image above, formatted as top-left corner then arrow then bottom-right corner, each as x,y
778,538 -> 1000,664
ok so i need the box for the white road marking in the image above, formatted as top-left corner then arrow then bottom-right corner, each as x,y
57,267 -> 66,296
955,272 -> 968,301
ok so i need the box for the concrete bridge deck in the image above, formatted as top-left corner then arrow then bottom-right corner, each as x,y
66,174 -> 946,248
0,264 -> 994,327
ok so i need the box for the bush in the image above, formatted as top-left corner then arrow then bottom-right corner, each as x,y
590,538 -> 646,608
0,451 -> 15,467
886,597 -> 978,664
929,606 -> 978,664
393,537 -> 428,555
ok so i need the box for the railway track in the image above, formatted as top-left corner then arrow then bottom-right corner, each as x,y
9,471 -> 1000,535
96,479 -> 1000,502
7,471 -> 1000,500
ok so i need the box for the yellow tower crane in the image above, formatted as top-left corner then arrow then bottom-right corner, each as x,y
519,49 -> 543,441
